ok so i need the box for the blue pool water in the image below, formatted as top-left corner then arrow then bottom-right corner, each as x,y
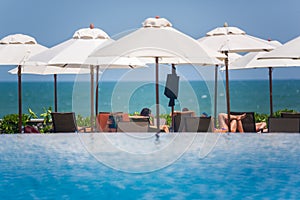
0,133 -> 300,199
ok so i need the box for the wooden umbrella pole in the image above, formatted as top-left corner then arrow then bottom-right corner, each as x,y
171,64 -> 176,132
269,67 -> 273,117
54,74 -> 58,112
155,57 -> 160,133
214,65 -> 218,128
225,52 -> 231,132
90,66 -> 95,131
95,65 -> 99,116
18,65 -> 22,133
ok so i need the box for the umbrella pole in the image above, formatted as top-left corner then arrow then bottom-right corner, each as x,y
269,67 -> 273,117
224,52 -> 231,132
214,65 -> 218,129
171,64 -> 176,132
95,65 -> 99,117
155,57 -> 160,134
90,66 -> 95,131
17,65 -> 22,133
54,74 -> 58,112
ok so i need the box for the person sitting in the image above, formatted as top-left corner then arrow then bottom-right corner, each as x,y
218,113 -> 246,133
140,108 -> 169,133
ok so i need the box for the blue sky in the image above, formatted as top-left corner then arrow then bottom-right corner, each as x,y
1,0 -> 300,81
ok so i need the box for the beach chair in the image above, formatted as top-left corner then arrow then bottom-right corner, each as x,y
117,121 -> 149,132
184,116 -> 213,132
96,112 -> 130,132
51,112 -> 80,133
96,112 -> 110,132
268,117 -> 300,133
230,111 -> 256,132
281,112 -> 300,118
173,111 -> 195,132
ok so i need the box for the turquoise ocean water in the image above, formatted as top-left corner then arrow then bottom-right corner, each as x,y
0,79 -> 300,118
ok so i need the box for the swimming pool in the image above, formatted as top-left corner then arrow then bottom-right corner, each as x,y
0,133 -> 299,199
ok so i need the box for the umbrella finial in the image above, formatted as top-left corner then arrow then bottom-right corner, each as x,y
143,17 -> 172,28
224,22 -> 228,27
90,23 -> 94,29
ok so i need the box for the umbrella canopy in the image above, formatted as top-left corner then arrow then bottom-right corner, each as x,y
0,34 -> 47,133
89,16 -> 223,133
0,34 -> 47,65
198,24 -> 274,53
198,23 -> 274,132
26,26 -> 111,67
27,25 -> 145,68
259,35 -> 300,60
229,41 -> 283,70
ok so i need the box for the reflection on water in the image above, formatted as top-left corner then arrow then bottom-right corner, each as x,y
0,133 -> 300,199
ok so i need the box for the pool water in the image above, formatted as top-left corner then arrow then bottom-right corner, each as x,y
0,133 -> 300,199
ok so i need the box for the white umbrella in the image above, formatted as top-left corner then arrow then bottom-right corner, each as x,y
229,41 -> 284,116
89,16 -> 222,133
0,34 -> 47,133
8,65 -> 91,112
231,40 -> 300,116
198,23 -> 274,131
27,24 -> 145,130
258,35 -> 300,59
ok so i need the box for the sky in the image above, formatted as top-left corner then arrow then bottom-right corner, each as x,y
1,0 -> 300,82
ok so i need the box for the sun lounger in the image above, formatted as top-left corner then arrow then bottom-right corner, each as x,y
281,112 -> 300,118
96,112 -> 111,132
96,112 -> 130,132
184,116 -> 213,132
268,117 -> 300,133
51,112 -> 80,133
230,111 -> 256,132
173,111 -> 196,132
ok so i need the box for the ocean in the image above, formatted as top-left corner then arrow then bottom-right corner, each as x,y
0,79 -> 300,118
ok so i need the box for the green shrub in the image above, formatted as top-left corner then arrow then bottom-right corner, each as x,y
76,115 -> 91,127
254,109 -> 298,123
38,107 -> 53,133
160,114 -> 172,126
273,109 -> 297,118
0,114 -> 30,134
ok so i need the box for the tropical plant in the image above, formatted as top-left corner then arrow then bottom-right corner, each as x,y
0,113 -> 31,134
76,115 -> 91,127
38,107 -> 53,133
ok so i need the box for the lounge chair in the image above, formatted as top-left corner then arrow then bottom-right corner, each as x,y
96,112 -> 110,132
117,121 -> 149,132
184,116 -> 213,132
96,112 -> 130,132
173,111 -> 195,132
51,112 -> 81,133
281,112 -> 300,118
230,111 -> 256,132
268,117 -> 300,133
